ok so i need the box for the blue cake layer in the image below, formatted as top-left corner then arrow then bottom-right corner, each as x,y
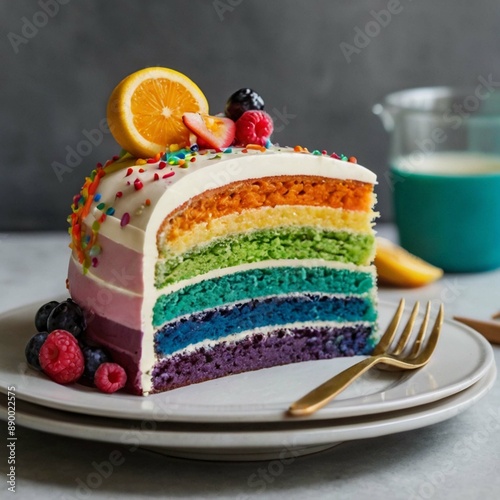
153,265 -> 375,327
154,294 -> 376,356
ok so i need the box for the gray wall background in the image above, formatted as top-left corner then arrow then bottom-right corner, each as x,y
1,0 -> 499,231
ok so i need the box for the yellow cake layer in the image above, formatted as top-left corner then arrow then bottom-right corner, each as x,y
163,205 -> 374,256
158,176 -> 375,247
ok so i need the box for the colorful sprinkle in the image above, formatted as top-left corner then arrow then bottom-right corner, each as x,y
158,161 -> 167,170
154,173 -> 160,181
330,153 -> 341,160
162,171 -> 175,179
94,193 -> 102,202
120,213 -> 130,227
134,179 -> 143,190
116,191 -> 123,198
125,168 -> 133,177
96,202 -> 106,211
145,198 -> 151,206
190,144 -> 199,152
246,144 -> 267,152
146,158 -> 156,164
105,207 -> 115,216
312,150 -> 321,155
136,159 -> 147,165
89,245 -> 101,257
190,157 -> 196,162
348,156 -> 358,163
91,257 -> 98,267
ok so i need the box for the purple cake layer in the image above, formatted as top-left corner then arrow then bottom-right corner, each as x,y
151,324 -> 373,393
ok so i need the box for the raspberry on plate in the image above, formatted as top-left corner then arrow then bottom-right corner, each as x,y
235,110 -> 274,147
94,363 -> 127,394
38,330 -> 85,384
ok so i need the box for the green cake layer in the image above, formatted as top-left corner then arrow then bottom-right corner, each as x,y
155,227 -> 374,287
153,265 -> 375,327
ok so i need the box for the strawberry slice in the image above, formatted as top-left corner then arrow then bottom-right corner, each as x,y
182,113 -> 236,149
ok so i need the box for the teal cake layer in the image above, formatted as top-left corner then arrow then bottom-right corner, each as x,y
153,265 -> 375,327
155,227 -> 375,287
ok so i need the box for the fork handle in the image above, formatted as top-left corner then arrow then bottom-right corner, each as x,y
288,356 -> 382,416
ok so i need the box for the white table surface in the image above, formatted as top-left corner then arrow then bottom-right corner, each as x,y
1,225 -> 499,500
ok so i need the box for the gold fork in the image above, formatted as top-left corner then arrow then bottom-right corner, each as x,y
288,299 -> 444,416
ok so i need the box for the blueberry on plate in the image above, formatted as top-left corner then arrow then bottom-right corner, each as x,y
47,298 -> 86,338
224,88 -> 265,121
81,345 -> 110,383
25,331 -> 49,370
34,301 -> 59,332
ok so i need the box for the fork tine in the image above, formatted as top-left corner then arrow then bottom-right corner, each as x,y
288,301 -> 444,416
416,303 -> 444,363
373,298 -> 405,355
392,301 -> 420,355
409,301 -> 431,358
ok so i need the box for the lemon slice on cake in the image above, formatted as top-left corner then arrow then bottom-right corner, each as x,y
375,237 -> 444,287
107,67 -> 209,158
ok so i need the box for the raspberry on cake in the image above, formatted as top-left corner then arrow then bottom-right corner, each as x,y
235,110 -> 274,146
65,67 -> 379,395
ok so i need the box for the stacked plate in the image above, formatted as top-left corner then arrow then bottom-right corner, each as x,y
0,301 -> 496,461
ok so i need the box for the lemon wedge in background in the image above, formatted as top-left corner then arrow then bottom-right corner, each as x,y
107,67 -> 209,158
375,237 -> 444,287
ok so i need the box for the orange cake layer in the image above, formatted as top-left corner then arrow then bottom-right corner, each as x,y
159,175 -> 374,243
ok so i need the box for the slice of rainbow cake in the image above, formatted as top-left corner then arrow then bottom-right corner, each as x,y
68,146 -> 379,395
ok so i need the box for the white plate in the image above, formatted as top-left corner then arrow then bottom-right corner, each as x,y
0,299 -> 494,423
0,364 -> 496,461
